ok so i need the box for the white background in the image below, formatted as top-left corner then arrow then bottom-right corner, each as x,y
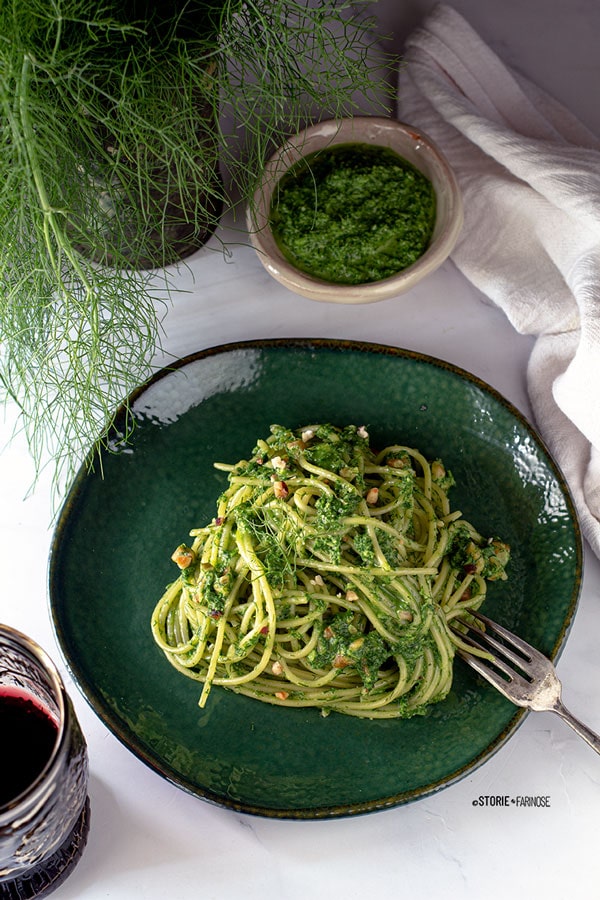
2,1 -> 600,897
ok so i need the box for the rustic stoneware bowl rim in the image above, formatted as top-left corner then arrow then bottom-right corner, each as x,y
247,116 -> 464,304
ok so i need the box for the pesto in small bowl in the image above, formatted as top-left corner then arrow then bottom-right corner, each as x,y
269,143 -> 436,285
248,117 -> 463,304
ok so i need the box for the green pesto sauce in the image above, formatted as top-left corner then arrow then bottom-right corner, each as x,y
269,142 -> 436,285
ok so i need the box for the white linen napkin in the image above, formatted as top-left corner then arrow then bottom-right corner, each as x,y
397,3 -> 600,559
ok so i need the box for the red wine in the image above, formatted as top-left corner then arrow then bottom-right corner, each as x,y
0,687 -> 59,806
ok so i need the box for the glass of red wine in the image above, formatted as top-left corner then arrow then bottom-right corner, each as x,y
0,625 -> 90,898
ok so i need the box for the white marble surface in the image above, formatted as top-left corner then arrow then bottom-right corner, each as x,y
2,1 -> 600,897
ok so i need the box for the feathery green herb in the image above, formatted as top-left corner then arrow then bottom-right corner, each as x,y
0,0 -> 393,494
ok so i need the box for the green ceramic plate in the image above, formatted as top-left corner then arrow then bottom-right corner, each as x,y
49,339 -> 582,818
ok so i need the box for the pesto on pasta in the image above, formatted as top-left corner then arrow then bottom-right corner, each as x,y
151,424 -> 510,719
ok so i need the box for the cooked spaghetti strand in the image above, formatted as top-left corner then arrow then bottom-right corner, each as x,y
151,424 -> 509,718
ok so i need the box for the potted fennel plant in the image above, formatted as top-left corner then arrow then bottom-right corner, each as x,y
0,0 -> 390,492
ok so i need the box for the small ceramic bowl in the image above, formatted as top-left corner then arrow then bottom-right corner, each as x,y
247,116 -> 463,304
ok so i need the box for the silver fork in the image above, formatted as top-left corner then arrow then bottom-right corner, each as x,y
452,610 -> 600,755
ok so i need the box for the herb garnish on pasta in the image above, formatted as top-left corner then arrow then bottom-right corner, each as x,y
151,424 -> 509,719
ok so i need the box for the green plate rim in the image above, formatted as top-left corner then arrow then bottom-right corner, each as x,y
48,338 -> 584,818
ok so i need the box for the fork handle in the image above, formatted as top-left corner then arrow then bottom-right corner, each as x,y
553,702 -> 600,755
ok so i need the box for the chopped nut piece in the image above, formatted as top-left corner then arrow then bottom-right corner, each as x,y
485,539 -> 511,580
301,428 -> 315,442
346,589 -> 359,602
365,487 -> 379,505
275,691 -> 289,700
398,610 -> 413,622
387,457 -> 408,469
272,479 -> 289,499
333,653 -> 351,669
271,455 -> 287,471
323,626 -> 334,639
171,544 -> 196,569
271,660 -> 284,676
357,425 -> 369,439
465,541 -> 485,574
431,460 -> 446,480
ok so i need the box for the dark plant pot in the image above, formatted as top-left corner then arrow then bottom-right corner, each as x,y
69,97 -> 224,270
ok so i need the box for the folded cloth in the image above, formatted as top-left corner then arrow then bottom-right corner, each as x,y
398,3 -> 600,558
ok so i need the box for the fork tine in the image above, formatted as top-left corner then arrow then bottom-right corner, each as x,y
453,649 -> 526,700
452,625 -> 533,704
451,614 -> 600,756
468,610 -> 540,660
457,629 -> 523,683
457,614 -> 534,681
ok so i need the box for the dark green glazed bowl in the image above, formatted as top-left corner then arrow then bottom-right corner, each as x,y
48,339 -> 582,818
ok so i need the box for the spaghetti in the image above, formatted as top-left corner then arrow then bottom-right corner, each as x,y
151,424 -> 510,719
